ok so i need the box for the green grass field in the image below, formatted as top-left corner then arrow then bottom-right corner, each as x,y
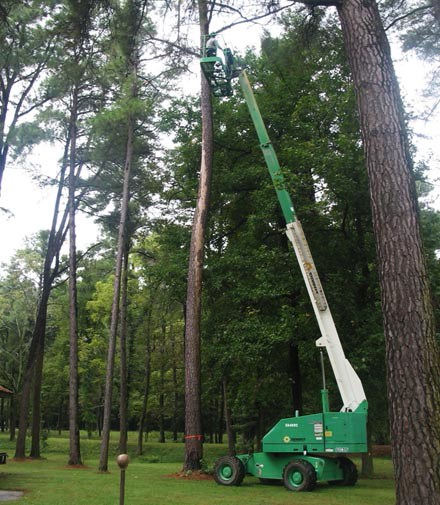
0,432 -> 395,505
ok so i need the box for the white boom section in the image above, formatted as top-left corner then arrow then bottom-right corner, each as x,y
285,221 -> 366,412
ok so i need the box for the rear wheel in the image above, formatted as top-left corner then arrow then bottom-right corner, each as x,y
329,457 -> 358,486
214,456 -> 245,486
283,460 -> 317,492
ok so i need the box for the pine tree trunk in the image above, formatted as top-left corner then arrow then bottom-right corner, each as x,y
336,0 -> 440,502
29,333 -> 45,458
9,395 -> 15,441
119,242 -> 130,454
0,129 -> 9,194
68,84 -> 82,466
222,380 -> 235,456
15,133 -> 69,458
98,116 -> 134,472
183,0 -> 213,472
159,320 -> 166,444
218,387 -> 224,444
137,303 -> 153,456
15,289 -> 50,458
361,422 -> 374,478
170,325 -> 179,442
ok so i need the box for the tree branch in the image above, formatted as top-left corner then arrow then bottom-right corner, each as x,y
213,2 -> 301,34
146,35 -> 199,57
385,3 -> 433,31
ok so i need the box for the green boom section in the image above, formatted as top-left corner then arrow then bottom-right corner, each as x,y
238,72 -> 296,224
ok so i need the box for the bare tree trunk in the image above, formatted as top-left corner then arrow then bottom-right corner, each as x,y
57,398 -> 63,435
29,333 -> 45,458
218,387 -> 224,444
67,83 -> 82,466
159,319 -> 166,444
14,133 -> 69,459
137,301 -> 153,455
9,395 -> 15,441
170,323 -> 179,442
183,0 -> 214,472
361,421 -> 374,478
0,398 -> 4,432
15,288 -> 49,458
98,116 -> 134,472
336,0 -> 440,502
222,380 -> 235,456
119,242 -> 130,454
16,248 -> 63,458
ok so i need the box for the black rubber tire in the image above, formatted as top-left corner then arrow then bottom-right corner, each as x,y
328,457 -> 358,486
282,460 -> 317,492
214,456 -> 245,486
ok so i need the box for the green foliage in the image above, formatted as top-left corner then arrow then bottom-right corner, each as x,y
2,2 -> 440,467
0,0 -> 64,178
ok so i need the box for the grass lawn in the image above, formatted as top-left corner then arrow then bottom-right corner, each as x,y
0,433 -> 395,504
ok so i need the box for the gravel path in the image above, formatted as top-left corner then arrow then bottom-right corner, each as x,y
0,491 -> 23,502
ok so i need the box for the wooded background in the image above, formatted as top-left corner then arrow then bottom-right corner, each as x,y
0,0 -> 439,500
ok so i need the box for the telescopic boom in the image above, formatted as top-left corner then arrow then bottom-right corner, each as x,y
238,71 -> 366,412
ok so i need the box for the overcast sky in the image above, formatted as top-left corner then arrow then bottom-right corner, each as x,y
0,19 -> 439,267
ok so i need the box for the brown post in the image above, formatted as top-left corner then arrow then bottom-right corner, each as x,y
116,454 -> 130,505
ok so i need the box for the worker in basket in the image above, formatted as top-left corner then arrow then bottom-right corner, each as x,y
206,33 -> 220,57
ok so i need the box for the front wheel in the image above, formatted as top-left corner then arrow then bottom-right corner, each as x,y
283,460 -> 317,492
214,456 -> 245,486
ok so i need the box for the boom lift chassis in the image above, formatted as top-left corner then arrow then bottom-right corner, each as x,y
200,40 -> 368,492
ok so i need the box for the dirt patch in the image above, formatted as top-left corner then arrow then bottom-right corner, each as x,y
372,445 -> 392,457
164,471 -> 213,481
9,458 -> 39,463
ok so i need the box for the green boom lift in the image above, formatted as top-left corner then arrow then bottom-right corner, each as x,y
200,39 -> 368,492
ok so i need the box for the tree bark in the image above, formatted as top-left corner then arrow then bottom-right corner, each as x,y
14,153 -> 69,459
15,288 -> 49,458
67,83 -> 82,466
361,421 -> 374,478
222,380 -> 235,456
159,318 -> 166,444
29,331 -> 45,458
98,113 -> 134,472
0,398 -> 4,432
119,242 -> 130,454
9,395 -> 15,441
336,0 -> 440,502
170,323 -> 179,443
137,300 -> 153,456
183,0 -> 214,471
